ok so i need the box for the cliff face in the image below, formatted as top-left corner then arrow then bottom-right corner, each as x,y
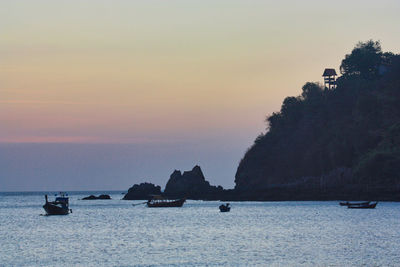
235,41 -> 400,200
164,165 -> 224,200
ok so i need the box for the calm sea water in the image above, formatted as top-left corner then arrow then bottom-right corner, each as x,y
1,192 -> 400,267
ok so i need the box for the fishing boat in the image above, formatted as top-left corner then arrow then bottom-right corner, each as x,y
347,202 -> 378,209
339,201 -> 370,206
219,203 -> 230,212
43,193 -> 71,215
146,195 -> 186,208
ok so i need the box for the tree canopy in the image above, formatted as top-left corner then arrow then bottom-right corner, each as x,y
340,40 -> 383,79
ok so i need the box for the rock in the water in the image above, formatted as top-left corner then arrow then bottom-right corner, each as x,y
98,194 -> 112,199
82,194 -> 111,200
123,182 -> 162,200
164,165 -> 224,200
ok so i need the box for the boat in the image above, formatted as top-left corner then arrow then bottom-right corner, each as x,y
146,195 -> 185,208
219,203 -> 230,212
339,201 -> 370,206
43,193 -> 71,215
347,202 -> 378,209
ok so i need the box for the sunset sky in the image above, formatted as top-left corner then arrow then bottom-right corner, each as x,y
1,0 -> 400,191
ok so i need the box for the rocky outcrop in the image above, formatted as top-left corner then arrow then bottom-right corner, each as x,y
163,165 -> 225,200
82,194 -> 111,200
123,182 -> 161,200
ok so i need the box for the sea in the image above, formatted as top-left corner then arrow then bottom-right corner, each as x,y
1,191 -> 400,267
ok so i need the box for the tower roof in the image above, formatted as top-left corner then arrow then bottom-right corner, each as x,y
322,68 -> 337,76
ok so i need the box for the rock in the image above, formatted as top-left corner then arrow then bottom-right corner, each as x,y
82,195 -> 97,200
82,194 -> 111,200
163,165 -> 225,200
98,194 -> 112,199
123,182 -> 161,200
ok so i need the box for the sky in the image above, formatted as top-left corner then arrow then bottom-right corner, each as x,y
1,0 -> 400,191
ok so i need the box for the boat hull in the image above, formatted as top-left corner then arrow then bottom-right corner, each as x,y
146,198 -> 185,208
347,202 -> 378,209
219,207 -> 230,212
43,203 -> 70,215
340,201 -> 370,206
219,204 -> 230,212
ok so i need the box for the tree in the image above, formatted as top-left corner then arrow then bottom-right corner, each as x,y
340,40 -> 383,79
301,82 -> 323,99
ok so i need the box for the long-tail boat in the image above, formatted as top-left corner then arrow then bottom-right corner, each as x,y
146,195 -> 185,208
339,201 -> 370,206
43,193 -> 71,215
347,202 -> 378,209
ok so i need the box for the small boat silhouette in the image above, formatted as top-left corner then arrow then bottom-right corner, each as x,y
43,193 -> 71,215
219,203 -> 230,212
146,195 -> 185,208
339,201 -> 371,206
347,202 -> 378,209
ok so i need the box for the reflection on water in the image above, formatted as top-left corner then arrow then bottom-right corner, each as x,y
1,192 -> 400,266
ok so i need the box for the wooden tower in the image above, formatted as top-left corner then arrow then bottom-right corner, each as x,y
322,68 -> 337,89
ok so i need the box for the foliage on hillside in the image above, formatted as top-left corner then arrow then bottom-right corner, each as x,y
235,40 -> 400,194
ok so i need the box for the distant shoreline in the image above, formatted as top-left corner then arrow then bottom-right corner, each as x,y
2,192 -> 400,202
0,190 -> 126,195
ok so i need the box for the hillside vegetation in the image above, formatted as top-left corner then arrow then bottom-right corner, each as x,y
235,41 -> 400,200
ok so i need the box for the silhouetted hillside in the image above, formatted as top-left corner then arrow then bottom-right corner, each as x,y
235,41 -> 400,200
